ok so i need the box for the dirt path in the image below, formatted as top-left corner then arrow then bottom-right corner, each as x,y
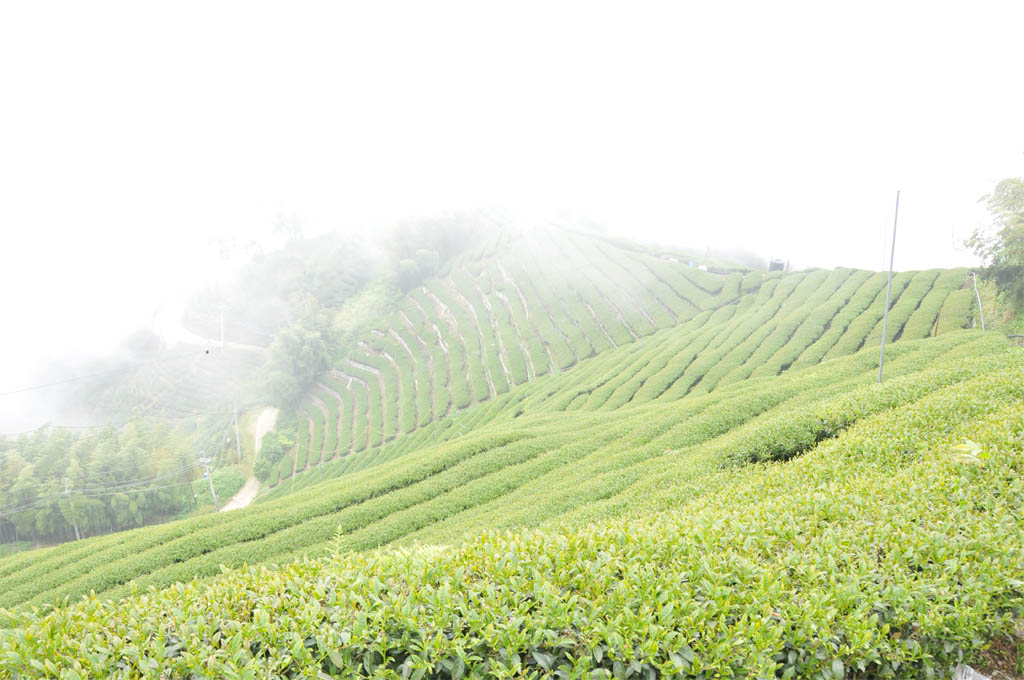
220,406 -> 277,512
220,477 -> 260,512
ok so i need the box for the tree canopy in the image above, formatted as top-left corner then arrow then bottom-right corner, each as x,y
0,419 -> 233,546
967,177 -> 1024,311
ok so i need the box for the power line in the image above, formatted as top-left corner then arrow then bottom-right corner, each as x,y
0,464 -> 202,514
0,348 -> 212,399
76,478 -> 198,499
0,478 -> 205,519
74,465 -> 202,493
2,408 -> 236,435
0,420 -> 237,513
0,408 -> 231,438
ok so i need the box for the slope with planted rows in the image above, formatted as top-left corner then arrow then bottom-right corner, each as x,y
266,229 -> 980,493
2,330 -> 1020,678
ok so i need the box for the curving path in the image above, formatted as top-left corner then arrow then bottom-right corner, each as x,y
220,406 -> 277,512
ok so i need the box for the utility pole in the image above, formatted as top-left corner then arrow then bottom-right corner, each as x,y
878,190 -> 900,383
969,271 -> 986,330
221,307 -> 243,464
199,454 -> 220,511
64,479 -> 81,541
233,405 -> 243,464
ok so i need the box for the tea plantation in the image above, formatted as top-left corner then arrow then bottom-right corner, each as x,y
2,329 -> 1022,676
264,229 -> 982,493
1,229 -> 1017,678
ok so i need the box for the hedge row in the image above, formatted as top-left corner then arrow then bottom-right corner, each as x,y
823,271 -> 914,359
862,269 -> 940,347
6,347 -> 1020,678
900,268 -> 967,339
936,287 -> 976,334
292,260 -> 978,494
0,431 -> 529,609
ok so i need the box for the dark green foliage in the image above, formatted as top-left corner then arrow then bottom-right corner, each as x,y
967,177 -> 1024,310
267,319 -> 332,407
252,457 -> 272,482
0,420 -> 221,547
257,430 -> 292,466
396,257 -> 422,292
192,467 -> 245,507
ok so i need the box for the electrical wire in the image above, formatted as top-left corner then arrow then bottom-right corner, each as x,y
0,337 -> 254,522
0,348 -> 212,399
0,477 -> 206,519
0,419 -> 236,513
0,464 -> 200,514
74,465 -> 203,493
75,478 -> 198,499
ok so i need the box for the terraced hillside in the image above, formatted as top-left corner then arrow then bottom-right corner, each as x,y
266,229 -> 980,493
0,223 -> 1013,677
294,229 -> 743,463
0,326 -> 1004,612
3,330 -> 1022,678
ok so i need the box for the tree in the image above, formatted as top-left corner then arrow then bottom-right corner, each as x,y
967,178 -> 1024,311
253,457 -> 272,482
258,430 -> 292,465
396,258 -> 422,292
267,320 -> 332,406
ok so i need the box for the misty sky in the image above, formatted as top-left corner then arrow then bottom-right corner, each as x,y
2,1 -> 1023,407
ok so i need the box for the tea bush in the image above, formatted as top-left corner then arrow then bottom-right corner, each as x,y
4,353 -> 1021,678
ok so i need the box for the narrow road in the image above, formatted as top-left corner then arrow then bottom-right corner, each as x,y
220,406 -> 278,512
220,477 -> 260,512
153,299 -> 266,353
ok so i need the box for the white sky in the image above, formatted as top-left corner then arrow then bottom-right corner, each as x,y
1,1 -> 1023,403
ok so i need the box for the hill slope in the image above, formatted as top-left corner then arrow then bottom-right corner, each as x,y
263,229 -> 978,495
0,328 -> 1007,610
1,333 -> 1021,678
0,229 -> 1008,678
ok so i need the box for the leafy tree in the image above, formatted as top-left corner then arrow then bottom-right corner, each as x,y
967,178 -> 1024,311
267,313 -> 333,407
253,457 -> 272,482
33,479 -> 63,539
397,258 -> 422,292
259,430 -> 292,465
0,419 -> 215,546
385,214 -> 495,290
9,468 -> 40,540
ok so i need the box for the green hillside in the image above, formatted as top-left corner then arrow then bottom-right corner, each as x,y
259,229 -> 981,494
1,331 -> 1021,677
0,326 -> 1003,610
0,228 -> 1012,679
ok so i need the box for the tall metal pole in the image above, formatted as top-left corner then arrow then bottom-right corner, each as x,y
969,271 -> 986,330
878,191 -> 900,383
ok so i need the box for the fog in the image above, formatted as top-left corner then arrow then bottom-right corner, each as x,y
1,1 -> 1022,432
